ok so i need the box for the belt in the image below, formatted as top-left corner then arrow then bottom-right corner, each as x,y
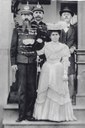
19,45 -> 32,48
18,51 -> 36,56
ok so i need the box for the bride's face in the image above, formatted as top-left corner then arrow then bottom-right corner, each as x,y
50,32 -> 60,42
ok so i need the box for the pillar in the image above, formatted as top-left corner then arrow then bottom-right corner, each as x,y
77,1 -> 85,95
0,0 -> 12,105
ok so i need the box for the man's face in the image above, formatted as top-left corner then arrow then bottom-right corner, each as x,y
33,11 -> 44,22
61,12 -> 72,23
21,13 -> 33,22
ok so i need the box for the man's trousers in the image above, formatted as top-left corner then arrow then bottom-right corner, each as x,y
17,62 -> 37,118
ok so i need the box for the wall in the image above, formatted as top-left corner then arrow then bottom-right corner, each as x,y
77,1 -> 85,95
0,0 -> 12,127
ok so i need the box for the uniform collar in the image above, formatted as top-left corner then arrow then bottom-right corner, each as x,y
32,19 -> 43,24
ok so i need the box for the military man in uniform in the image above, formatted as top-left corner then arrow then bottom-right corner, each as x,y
31,3 -> 49,68
59,7 -> 77,105
10,3 -> 43,122
31,3 -> 49,86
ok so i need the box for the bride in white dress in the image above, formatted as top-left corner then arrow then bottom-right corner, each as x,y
33,26 -> 76,122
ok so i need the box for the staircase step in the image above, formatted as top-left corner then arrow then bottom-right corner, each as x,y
4,104 -> 85,110
3,104 -> 85,121
73,105 -> 85,121
4,104 -> 18,110
3,117 -> 85,128
3,104 -> 85,128
76,94 -> 85,105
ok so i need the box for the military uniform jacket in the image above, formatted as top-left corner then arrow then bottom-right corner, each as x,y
31,21 -> 49,62
10,25 -> 43,65
31,20 -> 49,42
59,24 -> 77,75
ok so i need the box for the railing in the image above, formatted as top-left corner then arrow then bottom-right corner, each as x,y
74,49 -> 85,103
75,49 -> 85,65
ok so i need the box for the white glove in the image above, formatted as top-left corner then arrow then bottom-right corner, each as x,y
11,65 -> 18,83
37,38 -> 43,43
70,46 -> 76,54
11,65 -> 18,72
63,75 -> 68,81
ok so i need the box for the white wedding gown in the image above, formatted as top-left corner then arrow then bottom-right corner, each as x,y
33,41 -> 76,121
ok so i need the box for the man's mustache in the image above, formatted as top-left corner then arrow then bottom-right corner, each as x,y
64,16 -> 69,19
36,16 -> 41,18
24,18 -> 29,21
23,19 -> 30,28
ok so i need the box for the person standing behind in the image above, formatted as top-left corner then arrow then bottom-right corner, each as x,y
31,3 -> 49,69
31,3 -> 49,87
10,3 -> 44,122
59,7 -> 77,105
33,24 -> 76,122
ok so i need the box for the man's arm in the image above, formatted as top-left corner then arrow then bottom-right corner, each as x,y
10,28 -> 18,65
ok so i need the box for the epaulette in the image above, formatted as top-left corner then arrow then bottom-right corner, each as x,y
16,25 -> 22,30
31,24 -> 38,28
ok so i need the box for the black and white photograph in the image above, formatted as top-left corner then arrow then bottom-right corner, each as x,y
0,0 -> 85,128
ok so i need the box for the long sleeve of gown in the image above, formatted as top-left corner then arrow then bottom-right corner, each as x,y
62,45 -> 70,76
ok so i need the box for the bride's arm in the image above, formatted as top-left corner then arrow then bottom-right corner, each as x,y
62,45 -> 70,80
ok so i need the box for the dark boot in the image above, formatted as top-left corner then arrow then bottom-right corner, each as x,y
16,115 -> 25,122
72,95 -> 76,105
26,116 -> 36,121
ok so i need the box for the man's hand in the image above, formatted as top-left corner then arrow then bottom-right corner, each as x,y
63,75 -> 68,81
70,46 -> 76,54
12,65 -> 18,72
11,65 -> 18,83
36,38 -> 43,43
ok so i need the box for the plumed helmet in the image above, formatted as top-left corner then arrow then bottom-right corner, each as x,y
32,3 -> 44,13
20,2 -> 33,15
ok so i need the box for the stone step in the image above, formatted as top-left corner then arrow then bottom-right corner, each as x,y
3,117 -> 85,128
76,94 -> 85,105
3,104 -> 85,128
73,105 -> 85,121
3,104 -> 85,121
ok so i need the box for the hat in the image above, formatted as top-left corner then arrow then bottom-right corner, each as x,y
47,23 -> 61,35
20,3 -> 33,15
59,7 -> 74,17
32,3 -> 44,13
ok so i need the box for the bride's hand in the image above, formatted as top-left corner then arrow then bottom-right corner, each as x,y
63,75 -> 68,81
